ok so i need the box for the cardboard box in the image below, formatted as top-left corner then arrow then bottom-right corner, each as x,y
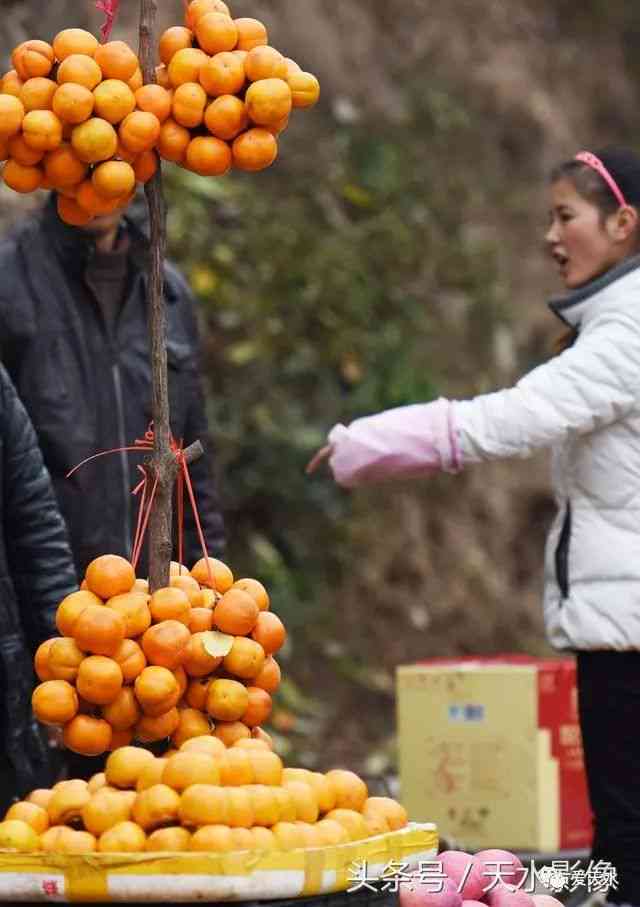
396,655 -> 592,852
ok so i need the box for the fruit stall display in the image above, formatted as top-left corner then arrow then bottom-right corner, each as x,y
0,1 -> 439,901
0,552 -> 437,902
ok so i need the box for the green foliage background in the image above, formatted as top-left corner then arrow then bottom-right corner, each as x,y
163,70 -> 532,768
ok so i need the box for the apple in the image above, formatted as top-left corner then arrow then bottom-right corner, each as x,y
486,888 -> 534,907
475,849 -> 525,890
400,875 -> 463,907
439,851 -> 486,901
531,897 -> 563,907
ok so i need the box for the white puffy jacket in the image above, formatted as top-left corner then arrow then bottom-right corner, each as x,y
327,256 -> 640,652
456,256 -> 640,651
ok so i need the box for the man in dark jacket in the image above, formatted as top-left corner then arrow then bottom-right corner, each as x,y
0,194 -> 225,579
0,364 -> 77,810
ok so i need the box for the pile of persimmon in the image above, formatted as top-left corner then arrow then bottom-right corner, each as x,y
0,29 -> 160,224
0,739 -> 407,853
32,552 -> 285,757
0,9 -> 320,208
155,0 -> 320,175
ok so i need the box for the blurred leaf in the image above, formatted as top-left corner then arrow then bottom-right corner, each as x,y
342,184 -> 373,207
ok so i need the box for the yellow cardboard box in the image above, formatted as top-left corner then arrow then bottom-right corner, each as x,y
396,655 -> 592,852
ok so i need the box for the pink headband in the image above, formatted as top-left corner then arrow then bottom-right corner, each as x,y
575,151 -> 627,207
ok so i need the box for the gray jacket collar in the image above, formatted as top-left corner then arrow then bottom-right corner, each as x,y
548,254 -> 640,327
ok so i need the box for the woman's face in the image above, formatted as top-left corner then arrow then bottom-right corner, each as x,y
546,178 -> 627,289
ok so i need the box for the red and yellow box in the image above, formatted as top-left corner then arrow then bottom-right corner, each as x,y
396,655 -> 592,852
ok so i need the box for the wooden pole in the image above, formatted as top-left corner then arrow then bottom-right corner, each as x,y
138,0 -> 175,592
137,0 -> 205,591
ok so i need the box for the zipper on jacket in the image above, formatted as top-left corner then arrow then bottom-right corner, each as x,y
112,363 -> 133,555
555,500 -> 572,600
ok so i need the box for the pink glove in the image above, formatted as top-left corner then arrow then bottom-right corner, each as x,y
327,398 -> 462,488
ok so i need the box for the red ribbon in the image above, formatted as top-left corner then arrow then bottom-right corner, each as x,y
67,424 -> 213,585
96,0 -> 120,42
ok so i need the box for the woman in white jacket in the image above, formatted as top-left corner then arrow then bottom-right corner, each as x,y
309,147 -> 640,906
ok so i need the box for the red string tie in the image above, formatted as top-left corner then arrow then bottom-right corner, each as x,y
67,424 -> 213,583
95,0 -> 120,42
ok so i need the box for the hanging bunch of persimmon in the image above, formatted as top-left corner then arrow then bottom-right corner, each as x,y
31,553 -> 285,758
0,2 -> 320,209
153,0 -> 320,175
0,30 -> 159,224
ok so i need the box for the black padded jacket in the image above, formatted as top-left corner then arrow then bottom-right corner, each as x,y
0,364 -> 77,798
0,197 -> 225,578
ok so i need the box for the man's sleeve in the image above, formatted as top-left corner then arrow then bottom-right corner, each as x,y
174,275 -> 226,563
0,292 -> 16,371
2,371 -> 78,650
181,368 -> 227,562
